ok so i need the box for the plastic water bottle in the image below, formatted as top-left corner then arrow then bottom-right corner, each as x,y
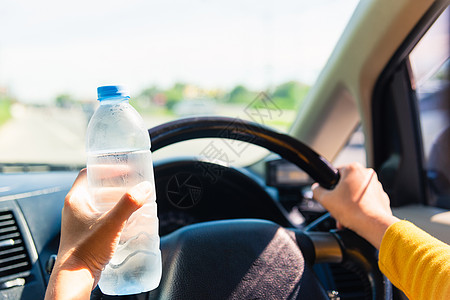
86,85 -> 161,295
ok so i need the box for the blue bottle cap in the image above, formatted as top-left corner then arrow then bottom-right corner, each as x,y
97,85 -> 130,101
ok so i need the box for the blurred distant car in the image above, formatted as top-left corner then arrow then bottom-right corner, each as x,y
173,100 -> 216,117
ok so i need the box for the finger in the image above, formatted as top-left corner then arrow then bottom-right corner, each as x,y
65,169 -> 88,205
106,181 -> 152,225
337,164 -> 351,177
370,168 -> 379,182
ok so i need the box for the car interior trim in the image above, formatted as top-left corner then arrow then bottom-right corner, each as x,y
306,232 -> 343,264
290,0 -> 436,167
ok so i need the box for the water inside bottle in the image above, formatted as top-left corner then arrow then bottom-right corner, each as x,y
87,150 -> 156,211
87,149 -> 161,295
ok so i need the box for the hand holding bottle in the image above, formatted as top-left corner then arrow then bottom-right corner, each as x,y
45,169 -> 151,300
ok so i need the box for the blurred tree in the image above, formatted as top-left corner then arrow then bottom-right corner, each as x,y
164,83 -> 185,110
0,97 -> 12,126
134,81 -> 310,113
55,94 -> 76,108
271,81 -> 309,110
227,85 -> 255,103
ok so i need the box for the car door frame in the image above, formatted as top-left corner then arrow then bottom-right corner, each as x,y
371,0 -> 450,243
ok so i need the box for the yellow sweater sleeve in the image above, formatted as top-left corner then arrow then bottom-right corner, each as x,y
378,220 -> 450,300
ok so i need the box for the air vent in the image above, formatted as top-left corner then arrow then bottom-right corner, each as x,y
0,210 -> 31,279
329,263 -> 371,299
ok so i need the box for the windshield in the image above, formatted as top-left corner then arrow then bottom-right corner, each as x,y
0,0 -> 359,169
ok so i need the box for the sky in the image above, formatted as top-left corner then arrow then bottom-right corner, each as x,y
0,0 -> 359,103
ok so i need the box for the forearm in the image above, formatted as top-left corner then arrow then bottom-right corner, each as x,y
45,259 -> 95,300
354,215 -> 399,249
379,221 -> 450,300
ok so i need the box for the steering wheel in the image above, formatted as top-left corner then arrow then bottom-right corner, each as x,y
95,117 -> 388,299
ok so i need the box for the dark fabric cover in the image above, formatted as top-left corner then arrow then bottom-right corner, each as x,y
92,219 -> 328,300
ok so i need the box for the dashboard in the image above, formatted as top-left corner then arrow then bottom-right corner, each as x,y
0,158 -> 328,298
0,172 -> 76,298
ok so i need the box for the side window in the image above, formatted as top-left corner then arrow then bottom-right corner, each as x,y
333,125 -> 366,167
409,7 -> 449,208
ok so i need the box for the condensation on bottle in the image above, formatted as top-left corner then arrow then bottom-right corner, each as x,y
86,85 -> 161,295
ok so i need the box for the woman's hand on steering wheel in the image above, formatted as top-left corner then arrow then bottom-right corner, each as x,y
312,162 -> 400,249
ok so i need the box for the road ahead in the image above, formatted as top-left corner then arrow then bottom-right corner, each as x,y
0,105 -> 179,166
0,104 -> 275,167
0,105 -> 88,165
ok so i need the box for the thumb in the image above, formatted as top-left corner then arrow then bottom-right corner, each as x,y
106,181 -> 152,225
311,182 -> 328,204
